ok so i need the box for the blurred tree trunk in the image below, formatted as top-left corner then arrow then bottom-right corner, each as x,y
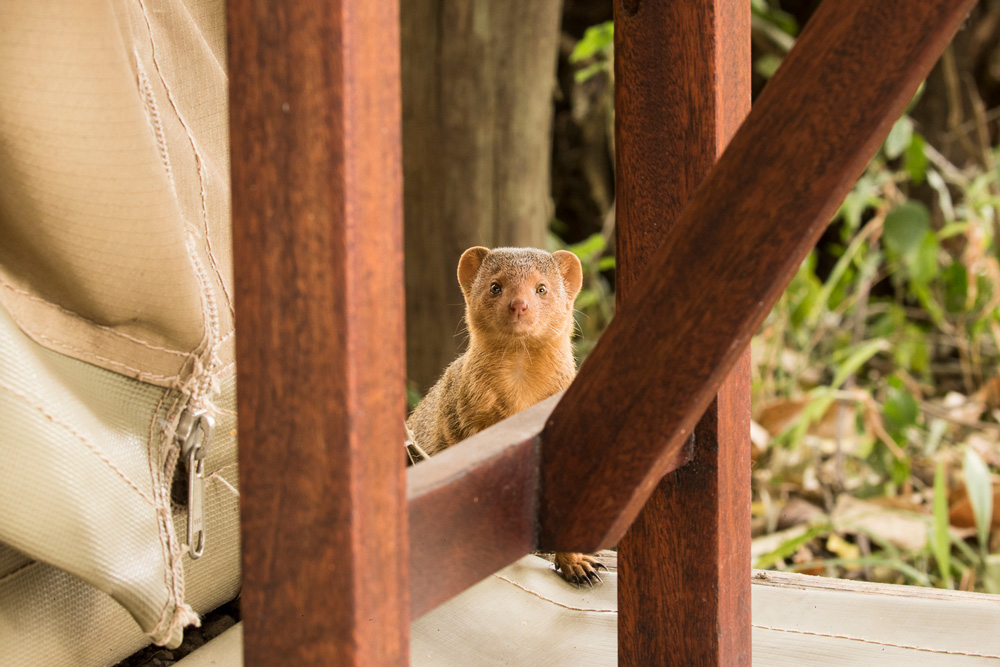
402,0 -> 564,392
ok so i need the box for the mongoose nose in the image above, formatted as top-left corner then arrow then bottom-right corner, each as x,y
509,298 -> 529,314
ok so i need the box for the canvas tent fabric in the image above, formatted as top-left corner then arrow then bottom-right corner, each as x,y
0,0 -> 239,660
170,555 -> 619,667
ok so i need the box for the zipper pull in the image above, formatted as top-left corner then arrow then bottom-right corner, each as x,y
175,408 -> 214,559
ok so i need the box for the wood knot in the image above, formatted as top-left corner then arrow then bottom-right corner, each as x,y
621,0 -> 640,17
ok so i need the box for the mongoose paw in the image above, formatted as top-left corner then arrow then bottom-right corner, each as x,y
553,552 -> 607,588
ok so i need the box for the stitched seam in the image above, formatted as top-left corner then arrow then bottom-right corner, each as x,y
147,390 -> 172,634
134,9 -> 235,325
0,278 -> 195,358
149,392 -> 190,642
752,623 -> 1000,659
0,379 -> 155,506
134,7 -> 225,639
30,332 -> 181,383
491,574 -> 617,613
133,45 -> 219,390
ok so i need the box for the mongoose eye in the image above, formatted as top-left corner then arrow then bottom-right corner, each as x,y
537,284 -> 547,295
490,282 -> 502,295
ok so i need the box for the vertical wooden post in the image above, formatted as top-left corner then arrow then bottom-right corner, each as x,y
615,0 -> 751,664
229,1 -> 407,665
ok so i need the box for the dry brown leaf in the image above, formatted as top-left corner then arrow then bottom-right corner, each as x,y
832,494 -> 928,551
756,398 -> 809,436
775,497 -> 825,531
948,483 -> 1000,530
972,376 -> 1000,413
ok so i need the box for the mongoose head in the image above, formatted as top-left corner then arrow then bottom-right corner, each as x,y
457,246 -> 583,344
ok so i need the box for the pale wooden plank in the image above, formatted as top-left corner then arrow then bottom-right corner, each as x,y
752,571 -> 1000,664
752,628 -> 997,666
177,568 -> 1000,666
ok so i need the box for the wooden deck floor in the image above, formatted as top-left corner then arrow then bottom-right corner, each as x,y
177,553 -> 1000,666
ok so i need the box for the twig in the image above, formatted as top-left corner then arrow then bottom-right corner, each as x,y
918,400 -> 1000,433
941,45 -> 981,164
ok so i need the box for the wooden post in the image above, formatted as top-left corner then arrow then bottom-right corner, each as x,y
229,0 -> 407,664
614,1 -> 751,664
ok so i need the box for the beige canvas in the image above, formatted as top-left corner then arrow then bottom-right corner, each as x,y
0,0 -> 233,389
0,0 -> 239,661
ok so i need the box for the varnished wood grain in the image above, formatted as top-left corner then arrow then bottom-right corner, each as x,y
408,395 -> 560,619
613,0 -> 752,664
229,1 -> 407,664
539,0 -> 976,553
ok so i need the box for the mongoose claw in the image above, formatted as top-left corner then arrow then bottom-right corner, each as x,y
553,552 -> 605,587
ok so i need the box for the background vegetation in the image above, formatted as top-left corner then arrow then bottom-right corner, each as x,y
400,0 -> 1000,592
552,1 -> 1000,592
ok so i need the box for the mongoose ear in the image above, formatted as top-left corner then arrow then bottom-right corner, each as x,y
552,250 -> 583,301
457,246 -> 490,294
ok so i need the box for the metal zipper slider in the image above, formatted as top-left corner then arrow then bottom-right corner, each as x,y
175,408 -> 214,559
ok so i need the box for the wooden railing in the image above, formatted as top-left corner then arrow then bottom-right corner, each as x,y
229,0 -> 978,664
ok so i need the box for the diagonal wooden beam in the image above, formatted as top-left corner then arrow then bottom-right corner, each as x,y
229,0 -> 407,664
538,0 -> 978,553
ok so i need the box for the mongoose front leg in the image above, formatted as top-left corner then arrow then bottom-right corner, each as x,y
553,552 -> 608,588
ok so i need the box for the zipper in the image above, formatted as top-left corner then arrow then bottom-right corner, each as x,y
174,407 -> 215,559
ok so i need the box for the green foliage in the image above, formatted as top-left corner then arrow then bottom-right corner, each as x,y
963,447 -> 993,554
932,462 -> 952,588
548,231 -> 615,363
561,9 -> 1000,592
748,5 -> 1000,592
570,22 -> 613,83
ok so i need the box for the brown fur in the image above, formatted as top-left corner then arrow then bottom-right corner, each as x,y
408,246 -> 606,585
406,247 -> 581,455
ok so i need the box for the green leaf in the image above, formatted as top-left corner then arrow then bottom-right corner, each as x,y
932,462 -> 953,589
891,456 -> 911,487
574,290 -> 598,310
573,62 -> 608,84
755,524 -> 831,569
926,169 -> 955,221
570,22 -> 613,62
883,376 -> 919,435
754,54 -> 783,79
567,232 -> 606,259
751,0 -> 799,36
596,256 -> 616,272
904,231 -> 939,286
964,447 -> 994,553
884,116 -> 913,160
905,133 -> 928,184
406,384 -> 423,411
830,339 -> 889,389
894,325 -> 930,375
805,221 -> 876,328
985,555 -> 1000,595
943,263 -> 969,312
883,201 -> 931,258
